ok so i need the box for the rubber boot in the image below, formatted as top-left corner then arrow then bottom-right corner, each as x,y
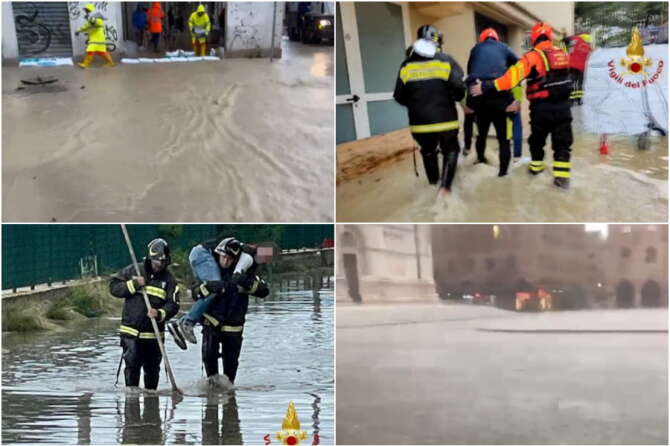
200,43 -> 207,57
440,151 -> 459,191
553,177 -> 570,189
103,52 -> 115,67
421,152 -> 440,185
78,54 -> 94,68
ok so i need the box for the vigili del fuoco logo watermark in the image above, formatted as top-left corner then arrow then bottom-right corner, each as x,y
263,401 -> 320,445
608,26 -> 664,88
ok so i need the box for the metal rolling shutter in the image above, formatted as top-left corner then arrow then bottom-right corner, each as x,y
12,2 -> 73,58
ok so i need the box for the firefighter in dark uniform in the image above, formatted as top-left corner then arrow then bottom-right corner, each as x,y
110,238 -> 180,390
466,28 -> 520,176
394,25 -> 466,195
470,22 -> 573,189
191,237 -> 269,384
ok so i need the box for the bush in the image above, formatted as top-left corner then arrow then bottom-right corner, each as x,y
66,282 -> 120,317
3,301 -> 58,332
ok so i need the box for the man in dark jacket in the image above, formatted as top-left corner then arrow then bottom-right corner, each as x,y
466,28 -> 520,176
175,237 -> 269,384
110,238 -> 179,390
394,25 -> 466,195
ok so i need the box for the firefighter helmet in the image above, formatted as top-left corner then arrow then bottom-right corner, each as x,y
417,25 -> 443,46
530,22 -> 553,45
215,237 -> 242,258
479,28 -> 500,43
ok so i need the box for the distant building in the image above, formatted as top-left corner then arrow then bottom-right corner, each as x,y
432,224 -> 668,309
336,224 -> 436,303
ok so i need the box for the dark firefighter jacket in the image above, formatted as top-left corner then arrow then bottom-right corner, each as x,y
393,51 -> 466,134
110,263 -> 180,339
195,241 -> 269,332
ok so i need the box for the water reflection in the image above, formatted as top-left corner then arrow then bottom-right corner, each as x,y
2,285 -> 334,445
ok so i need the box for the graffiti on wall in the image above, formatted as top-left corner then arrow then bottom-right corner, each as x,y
14,2 -> 72,55
68,1 -> 118,52
227,3 -> 266,53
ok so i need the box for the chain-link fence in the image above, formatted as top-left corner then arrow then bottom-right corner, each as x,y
2,224 -> 334,290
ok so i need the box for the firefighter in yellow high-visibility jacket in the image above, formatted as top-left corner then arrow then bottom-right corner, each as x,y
189,4 -> 211,56
75,3 -> 115,68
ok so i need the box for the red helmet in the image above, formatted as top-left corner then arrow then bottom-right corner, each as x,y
479,28 -> 499,43
530,22 -> 553,45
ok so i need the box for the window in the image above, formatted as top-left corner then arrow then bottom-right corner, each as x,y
448,260 -> 456,273
646,247 -> 657,263
508,255 -> 517,271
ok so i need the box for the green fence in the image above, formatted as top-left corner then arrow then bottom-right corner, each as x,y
2,224 -> 333,290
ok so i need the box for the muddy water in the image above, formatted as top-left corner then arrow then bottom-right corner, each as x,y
2,40 -> 334,222
337,108 -> 667,222
2,286 -> 334,445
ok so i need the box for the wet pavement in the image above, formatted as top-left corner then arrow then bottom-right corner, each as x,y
336,108 -> 667,222
2,286 -> 334,445
336,304 -> 668,444
2,40 -> 334,222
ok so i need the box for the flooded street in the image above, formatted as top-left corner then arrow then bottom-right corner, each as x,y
2,40 -> 334,222
337,304 -> 668,444
2,286 -> 334,445
337,108 -> 667,222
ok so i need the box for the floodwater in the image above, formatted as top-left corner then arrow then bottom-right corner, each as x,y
337,304 -> 668,444
2,40 -> 334,222
337,108 -> 667,222
2,286 -> 334,445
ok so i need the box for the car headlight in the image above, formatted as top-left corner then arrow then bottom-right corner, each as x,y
318,19 -> 332,29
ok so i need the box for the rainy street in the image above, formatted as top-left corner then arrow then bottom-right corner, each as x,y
2,286 -> 334,445
336,107 -> 668,222
336,304 -> 668,445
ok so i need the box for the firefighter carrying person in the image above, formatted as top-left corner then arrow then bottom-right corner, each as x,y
470,22 -> 574,189
189,4 -> 212,57
564,32 -> 593,105
394,25 -> 466,196
75,3 -> 115,68
465,28 -> 521,177
167,237 -> 269,385
110,238 -> 180,390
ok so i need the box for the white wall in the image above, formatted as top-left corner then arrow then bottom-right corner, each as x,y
225,2 -> 284,58
2,2 -> 19,60
68,1 -> 125,57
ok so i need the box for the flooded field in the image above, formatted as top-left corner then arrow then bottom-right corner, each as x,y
2,40 -> 333,222
337,109 -> 667,222
2,286 -> 334,445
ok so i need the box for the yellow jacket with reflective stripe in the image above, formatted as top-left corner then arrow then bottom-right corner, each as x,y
78,14 -> 107,53
393,51 -> 466,133
110,263 -> 180,338
188,7 -> 211,37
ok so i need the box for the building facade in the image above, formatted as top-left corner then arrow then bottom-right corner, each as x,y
432,224 -> 668,309
337,224 -> 436,303
336,1 -> 574,144
2,2 -> 283,62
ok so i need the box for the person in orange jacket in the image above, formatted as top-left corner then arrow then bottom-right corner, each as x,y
147,2 -> 164,53
470,22 -> 573,189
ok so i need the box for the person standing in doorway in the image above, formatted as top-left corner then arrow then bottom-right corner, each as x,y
189,4 -> 212,57
132,4 -> 148,49
147,2 -> 165,53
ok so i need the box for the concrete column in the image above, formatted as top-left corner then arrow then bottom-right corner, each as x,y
2,2 -> 19,62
